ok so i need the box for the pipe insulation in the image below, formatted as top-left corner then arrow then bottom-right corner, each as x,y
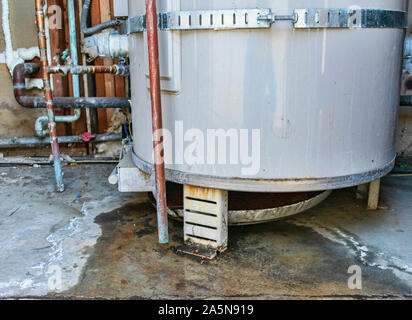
81,0 -> 122,36
1,0 -> 41,88
83,32 -> 130,60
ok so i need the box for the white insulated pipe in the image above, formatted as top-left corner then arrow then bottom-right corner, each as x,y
1,0 -> 40,75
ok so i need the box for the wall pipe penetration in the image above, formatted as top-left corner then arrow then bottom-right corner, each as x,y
81,0 -> 121,36
146,0 -> 169,244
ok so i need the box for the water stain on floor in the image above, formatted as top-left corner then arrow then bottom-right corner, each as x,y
62,196 -> 412,299
1,165 -> 411,299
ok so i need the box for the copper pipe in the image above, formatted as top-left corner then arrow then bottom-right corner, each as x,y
34,0 -> 64,192
146,0 -> 168,243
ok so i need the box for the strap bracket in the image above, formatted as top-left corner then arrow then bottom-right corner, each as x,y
121,8 -> 408,34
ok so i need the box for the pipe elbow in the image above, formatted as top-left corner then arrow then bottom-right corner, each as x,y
12,63 -> 41,108
13,64 -> 27,106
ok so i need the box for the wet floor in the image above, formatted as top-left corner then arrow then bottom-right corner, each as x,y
0,164 -> 411,299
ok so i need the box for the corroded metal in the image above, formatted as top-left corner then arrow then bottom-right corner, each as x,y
293,8 -> 408,29
34,0 -> 64,192
46,65 -> 129,76
133,151 -> 395,193
0,133 -> 122,148
177,190 -> 331,226
146,0 -> 169,244
148,182 -> 332,226
13,64 -> 131,109
175,244 -> 218,261
184,185 -> 228,252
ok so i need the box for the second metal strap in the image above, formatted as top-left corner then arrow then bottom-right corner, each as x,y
123,8 -> 408,34
293,8 -> 408,29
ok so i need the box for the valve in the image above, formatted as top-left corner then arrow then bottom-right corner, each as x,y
81,132 -> 96,142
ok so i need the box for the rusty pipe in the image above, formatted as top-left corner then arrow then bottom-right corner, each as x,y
146,0 -> 169,244
46,64 -> 129,77
13,63 -> 131,109
35,0 -> 64,192
0,133 -> 122,148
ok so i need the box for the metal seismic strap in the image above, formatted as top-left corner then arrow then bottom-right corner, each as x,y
122,8 -> 408,34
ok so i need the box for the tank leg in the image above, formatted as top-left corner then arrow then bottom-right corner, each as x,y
367,179 -> 381,210
176,185 -> 228,260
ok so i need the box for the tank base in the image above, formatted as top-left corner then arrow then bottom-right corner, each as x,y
148,182 -> 332,226
132,151 -> 395,193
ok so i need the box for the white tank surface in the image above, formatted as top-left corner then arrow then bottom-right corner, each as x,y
128,0 -> 407,192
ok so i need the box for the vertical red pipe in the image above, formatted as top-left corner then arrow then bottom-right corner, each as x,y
35,0 -> 64,192
146,0 -> 169,243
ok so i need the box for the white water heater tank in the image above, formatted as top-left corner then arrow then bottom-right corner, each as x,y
128,0 -> 407,192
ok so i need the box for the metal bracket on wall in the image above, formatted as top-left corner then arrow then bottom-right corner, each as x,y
121,8 -> 408,34
108,139 -> 154,193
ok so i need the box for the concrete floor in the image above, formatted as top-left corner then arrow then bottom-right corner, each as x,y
0,164 -> 411,299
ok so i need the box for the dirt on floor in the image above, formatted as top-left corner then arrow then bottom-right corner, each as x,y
0,164 -> 411,299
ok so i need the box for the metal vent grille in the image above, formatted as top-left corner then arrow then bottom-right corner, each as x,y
183,185 -> 228,252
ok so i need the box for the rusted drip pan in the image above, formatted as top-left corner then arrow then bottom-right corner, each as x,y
34,0 -> 64,192
146,0 -> 169,244
13,63 -> 131,109
149,182 -> 332,226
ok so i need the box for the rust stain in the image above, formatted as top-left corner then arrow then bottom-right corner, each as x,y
60,192 -> 412,299
186,185 -> 217,202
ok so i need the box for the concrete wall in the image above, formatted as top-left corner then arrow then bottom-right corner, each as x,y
0,0 -> 43,139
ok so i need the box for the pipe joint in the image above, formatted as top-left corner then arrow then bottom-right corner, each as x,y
83,32 -> 129,60
12,63 -> 131,109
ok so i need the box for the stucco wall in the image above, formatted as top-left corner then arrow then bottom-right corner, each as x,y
0,0 -> 43,139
